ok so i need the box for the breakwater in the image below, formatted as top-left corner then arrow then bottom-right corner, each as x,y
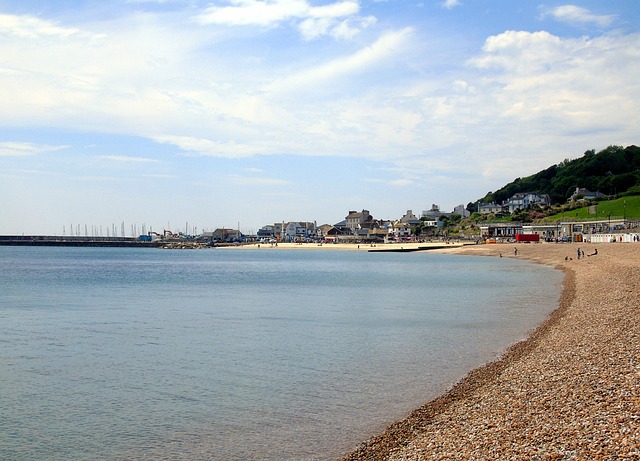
368,245 -> 453,252
0,235 -> 161,247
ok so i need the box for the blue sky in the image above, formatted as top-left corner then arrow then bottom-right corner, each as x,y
1,0 -> 638,235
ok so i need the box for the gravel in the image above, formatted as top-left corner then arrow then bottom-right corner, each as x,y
340,243 -> 640,461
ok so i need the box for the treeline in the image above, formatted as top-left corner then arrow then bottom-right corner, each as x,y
477,145 -> 640,207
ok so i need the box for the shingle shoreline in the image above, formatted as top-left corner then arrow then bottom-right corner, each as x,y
341,243 -> 640,460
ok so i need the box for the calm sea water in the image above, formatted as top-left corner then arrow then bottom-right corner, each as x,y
0,246 -> 562,460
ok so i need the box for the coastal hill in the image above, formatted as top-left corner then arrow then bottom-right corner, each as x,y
475,145 -> 640,207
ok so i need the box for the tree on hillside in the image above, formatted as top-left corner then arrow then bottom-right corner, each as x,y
479,145 -> 640,206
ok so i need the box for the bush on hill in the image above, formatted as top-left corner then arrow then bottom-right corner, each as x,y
478,145 -> 640,206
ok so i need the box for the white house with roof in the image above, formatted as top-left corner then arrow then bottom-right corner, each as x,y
421,204 -> 442,219
570,187 -> 606,201
478,202 -> 503,214
453,204 -> 471,218
503,192 -> 550,213
257,225 -> 276,239
282,221 -> 317,241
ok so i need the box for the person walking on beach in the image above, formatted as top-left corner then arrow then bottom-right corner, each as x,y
577,247 -> 581,259
514,247 -> 518,256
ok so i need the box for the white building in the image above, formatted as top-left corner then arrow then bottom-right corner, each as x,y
503,192 -> 550,213
453,204 -> 470,218
282,221 -> 317,241
421,204 -> 442,218
478,202 -> 503,214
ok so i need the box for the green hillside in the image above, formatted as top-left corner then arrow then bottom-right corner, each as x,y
477,145 -> 640,205
543,195 -> 640,221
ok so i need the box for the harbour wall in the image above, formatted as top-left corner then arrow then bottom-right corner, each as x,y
0,235 -> 161,247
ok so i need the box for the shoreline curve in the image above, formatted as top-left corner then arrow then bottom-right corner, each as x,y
339,242 -> 639,460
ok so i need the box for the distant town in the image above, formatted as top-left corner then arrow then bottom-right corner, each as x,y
166,186 -> 637,245
1,186 -> 638,248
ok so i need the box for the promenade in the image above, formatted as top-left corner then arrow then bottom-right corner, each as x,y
342,242 -> 640,460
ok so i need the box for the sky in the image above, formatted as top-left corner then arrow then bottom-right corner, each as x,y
0,0 -> 638,236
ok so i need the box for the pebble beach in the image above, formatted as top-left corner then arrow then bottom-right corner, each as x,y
340,242 -> 640,460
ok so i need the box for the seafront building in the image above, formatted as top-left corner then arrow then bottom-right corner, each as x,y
480,217 -> 636,243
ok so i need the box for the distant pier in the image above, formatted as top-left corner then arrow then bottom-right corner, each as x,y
368,245 -> 450,253
0,235 -> 161,247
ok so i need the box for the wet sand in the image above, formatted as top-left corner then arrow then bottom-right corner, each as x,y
340,242 -> 640,460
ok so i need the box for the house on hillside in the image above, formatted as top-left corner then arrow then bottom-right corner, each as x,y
570,187 -> 606,201
421,218 -> 440,228
421,204 -> 443,219
478,202 -> 503,214
453,204 -> 471,218
503,192 -> 550,213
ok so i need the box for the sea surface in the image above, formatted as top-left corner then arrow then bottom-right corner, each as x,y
0,246 -> 563,460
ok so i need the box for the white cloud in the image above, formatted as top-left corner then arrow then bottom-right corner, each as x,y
195,0 -> 359,26
0,9 -> 412,161
442,0 -> 461,10
329,15 -> 376,40
195,0 -> 307,26
268,27 -> 413,92
0,13 -> 82,39
194,0 -> 368,39
0,142 -> 67,157
153,135 -> 265,158
300,15 -> 375,41
99,155 -> 159,163
0,12 -> 202,132
546,5 -> 616,28
141,173 -> 178,178
0,7 -> 637,192
126,0 -> 172,3
229,174 -> 291,186
456,29 -> 640,177
470,30 -> 563,71
366,177 -> 414,186
309,1 -> 359,18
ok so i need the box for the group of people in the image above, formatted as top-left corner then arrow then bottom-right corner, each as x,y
575,247 -> 598,260
508,246 -> 599,261
564,247 -> 598,261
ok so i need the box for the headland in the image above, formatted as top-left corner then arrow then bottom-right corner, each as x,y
340,242 -> 640,460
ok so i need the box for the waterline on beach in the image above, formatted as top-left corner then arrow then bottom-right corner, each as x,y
0,247 -> 562,460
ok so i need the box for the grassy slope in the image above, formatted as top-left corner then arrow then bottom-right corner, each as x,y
543,195 -> 640,221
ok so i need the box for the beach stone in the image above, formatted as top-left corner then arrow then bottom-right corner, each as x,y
340,243 -> 640,461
